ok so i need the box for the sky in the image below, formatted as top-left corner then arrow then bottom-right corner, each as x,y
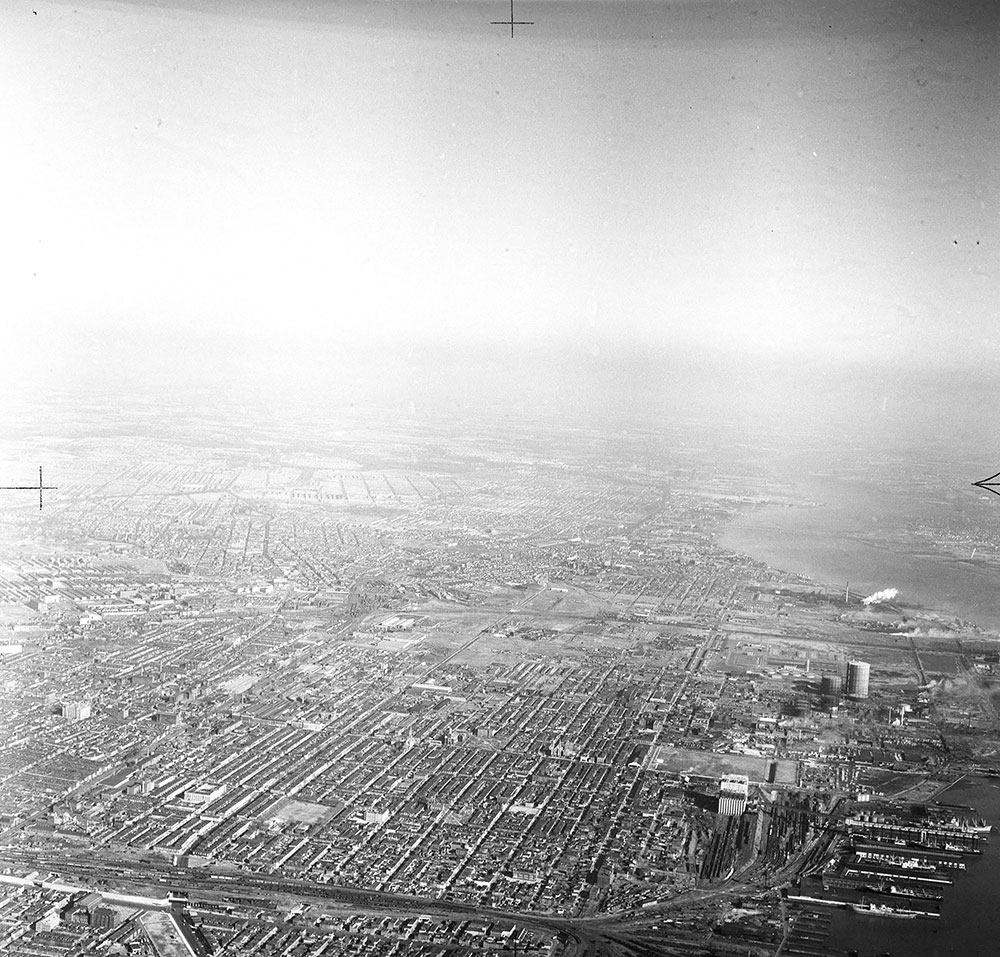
2,0 -> 997,384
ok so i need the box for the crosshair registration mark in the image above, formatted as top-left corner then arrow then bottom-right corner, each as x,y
0,467 -> 57,510
492,0 -> 533,37
973,470 -> 1000,498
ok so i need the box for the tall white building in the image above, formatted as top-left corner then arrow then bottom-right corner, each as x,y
62,701 -> 92,722
719,774 -> 749,816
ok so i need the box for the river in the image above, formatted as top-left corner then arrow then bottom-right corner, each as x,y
821,777 -> 1000,956
717,469 -> 1000,954
719,472 -> 1000,633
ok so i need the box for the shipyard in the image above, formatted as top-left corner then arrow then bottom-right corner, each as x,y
784,799 -> 991,944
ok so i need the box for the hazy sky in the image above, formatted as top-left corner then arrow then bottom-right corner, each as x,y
3,0 -> 997,374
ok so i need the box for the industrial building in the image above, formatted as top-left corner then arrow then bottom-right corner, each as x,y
62,701 -> 92,722
718,774 -> 749,816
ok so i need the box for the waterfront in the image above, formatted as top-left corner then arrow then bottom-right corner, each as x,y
823,777 -> 1000,956
718,464 -> 1000,954
719,471 -> 1000,633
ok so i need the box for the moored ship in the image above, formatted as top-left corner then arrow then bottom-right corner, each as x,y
851,901 -> 917,918
850,898 -> 936,919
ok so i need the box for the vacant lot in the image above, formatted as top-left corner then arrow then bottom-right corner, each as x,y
652,746 -> 796,784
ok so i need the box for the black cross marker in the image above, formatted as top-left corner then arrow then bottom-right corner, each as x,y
491,0 -> 533,38
973,471 -> 1000,498
0,466 -> 58,510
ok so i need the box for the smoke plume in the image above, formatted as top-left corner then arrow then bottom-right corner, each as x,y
863,587 -> 898,606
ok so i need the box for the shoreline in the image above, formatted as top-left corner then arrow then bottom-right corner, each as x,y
717,488 -> 1000,637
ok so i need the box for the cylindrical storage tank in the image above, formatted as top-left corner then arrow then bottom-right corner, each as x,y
846,660 -> 871,698
820,674 -> 843,696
